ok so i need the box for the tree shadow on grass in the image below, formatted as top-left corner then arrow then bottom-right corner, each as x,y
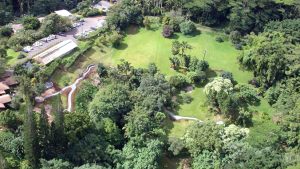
206,69 -> 218,79
115,42 -> 128,50
185,29 -> 202,38
169,34 -> 179,40
126,25 -> 140,35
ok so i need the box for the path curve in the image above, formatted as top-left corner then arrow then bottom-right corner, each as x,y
40,64 -> 96,112
164,109 -> 203,122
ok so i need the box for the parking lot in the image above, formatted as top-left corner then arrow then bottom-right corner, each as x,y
27,16 -> 106,58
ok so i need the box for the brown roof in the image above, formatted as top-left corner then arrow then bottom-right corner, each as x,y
0,70 -> 13,79
2,77 -> 18,86
0,83 -> 9,91
0,103 -> 5,108
0,90 -> 5,95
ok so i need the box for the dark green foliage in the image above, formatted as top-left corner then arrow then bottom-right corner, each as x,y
189,57 -> 209,72
184,0 -> 229,26
187,71 -> 207,84
220,71 -> 233,82
75,81 -> 98,113
0,131 -> 24,159
89,83 -> 132,122
64,111 -> 93,145
264,19 -> 300,44
118,139 -> 163,169
169,74 -> 188,89
0,110 -> 21,130
0,26 -> 13,37
228,0 -> 298,34
38,107 -> 50,159
66,134 -> 110,165
136,74 -> 171,113
162,25 -> 174,38
40,14 -> 72,36
22,16 -> 41,30
148,63 -> 158,75
97,63 -> 108,77
168,137 -> 185,156
106,0 -> 142,29
124,106 -> 166,139
23,100 -> 39,169
162,11 -> 185,32
179,20 -> 196,35
239,31 -> 297,87
184,122 -> 223,157
215,36 -> 224,43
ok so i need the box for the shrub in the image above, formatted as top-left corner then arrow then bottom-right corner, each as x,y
198,60 -> 209,71
63,41 -> 93,68
179,20 -> 196,35
229,31 -> 242,44
0,26 -> 13,37
215,36 -> 224,43
169,74 -> 188,89
162,25 -> 173,38
220,71 -> 234,82
22,16 -> 41,30
187,71 -> 207,84
162,11 -> 185,32
43,60 -> 61,76
17,53 -> 26,59
181,93 -> 193,104
84,8 -> 101,17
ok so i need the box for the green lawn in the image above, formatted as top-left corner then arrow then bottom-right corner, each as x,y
102,26 -> 254,137
6,49 -> 20,66
53,26 -> 273,139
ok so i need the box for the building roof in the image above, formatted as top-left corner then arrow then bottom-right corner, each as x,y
0,82 -> 9,91
2,77 -> 18,86
55,10 -> 73,17
0,90 -> 6,95
0,94 -> 12,108
33,40 -> 78,65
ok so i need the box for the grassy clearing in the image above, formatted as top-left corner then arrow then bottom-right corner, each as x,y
103,26 -> 254,136
53,26 -> 273,139
6,49 -> 20,66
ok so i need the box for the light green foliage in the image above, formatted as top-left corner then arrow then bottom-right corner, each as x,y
119,139 -> 163,169
74,164 -> 109,169
124,107 -> 166,139
204,77 -> 233,97
40,159 -> 72,169
179,20 -> 196,35
183,122 -> 223,157
22,16 -> 41,30
88,83 -> 131,122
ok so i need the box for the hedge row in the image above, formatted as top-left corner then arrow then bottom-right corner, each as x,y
63,41 -> 93,68
43,60 -> 61,76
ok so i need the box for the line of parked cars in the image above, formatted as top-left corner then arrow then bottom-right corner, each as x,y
23,34 -> 57,53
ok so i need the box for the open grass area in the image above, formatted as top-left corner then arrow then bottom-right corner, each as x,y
53,26 -> 274,139
6,49 -> 20,66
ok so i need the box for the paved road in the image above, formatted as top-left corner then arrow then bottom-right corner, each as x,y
28,16 -> 106,58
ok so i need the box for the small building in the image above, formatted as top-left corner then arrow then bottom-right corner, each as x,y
33,40 -> 78,65
55,10 -> 73,17
0,94 -> 12,109
0,82 -> 9,95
